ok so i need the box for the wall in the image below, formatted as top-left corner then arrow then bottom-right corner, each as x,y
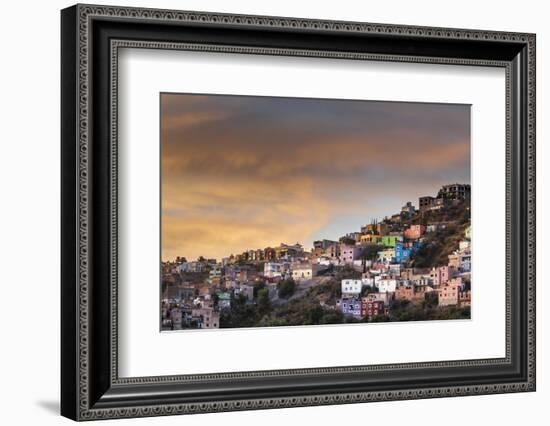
0,0 -> 547,424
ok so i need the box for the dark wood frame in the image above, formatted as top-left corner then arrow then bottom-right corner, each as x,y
61,3 -> 536,421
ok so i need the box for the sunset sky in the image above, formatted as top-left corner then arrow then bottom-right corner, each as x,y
161,93 -> 470,261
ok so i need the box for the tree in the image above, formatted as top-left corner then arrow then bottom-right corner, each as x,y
306,305 -> 324,324
369,314 -> 390,323
257,288 -> 271,314
336,266 -> 361,280
219,294 -> 260,328
253,281 -> 267,298
423,292 -> 439,309
339,236 -> 356,245
277,278 -> 296,299
362,244 -> 385,261
319,310 -> 345,324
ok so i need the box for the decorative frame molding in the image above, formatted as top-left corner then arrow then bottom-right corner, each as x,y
61,4 -> 536,421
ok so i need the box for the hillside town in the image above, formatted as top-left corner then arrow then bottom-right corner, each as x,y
161,183 -> 472,330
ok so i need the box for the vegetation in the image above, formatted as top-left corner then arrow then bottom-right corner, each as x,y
277,278 -> 296,299
387,298 -> 470,322
335,265 -> 362,280
408,199 -> 470,268
253,281 -> 267,298
361,244 -> 386,261
256,288 -> 271,314
307,279 -> 341,303
339,236 -> 356,245
219,294 -> 262,328
257,297 -> 345,327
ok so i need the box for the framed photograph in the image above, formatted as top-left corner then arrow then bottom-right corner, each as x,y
61,4 -> 536,421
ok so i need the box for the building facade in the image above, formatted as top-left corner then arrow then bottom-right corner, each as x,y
437,183 -> 471,201
340,244 -> 363,264
341,279 -> 362,296
264,262 -> 283,278
430,265 -> 452,286
361,299 -> 385,318
404,224 -> 426,240
291,263 -> 313,282
340,297 -> 362,319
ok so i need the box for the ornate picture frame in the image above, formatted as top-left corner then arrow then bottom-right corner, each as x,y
61,4 -> 536,421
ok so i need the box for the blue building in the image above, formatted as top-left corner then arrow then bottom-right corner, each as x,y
340,297 -> 362,319
395,240 -> 423,263
395,242 -> 411,263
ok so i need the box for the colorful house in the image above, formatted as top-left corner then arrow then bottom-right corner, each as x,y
394,241 -> 412,263
340,297 -> 362,319
377,248 -> 395,264
437,281 -> 461,306
404,224 -> 426,240
340,244 -> 363,264
430,265 -> 452,286
360,234 -> 381,244
361,300 -> 385,318
380,235 -> 402,248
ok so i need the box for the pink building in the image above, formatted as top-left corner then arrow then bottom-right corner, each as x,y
340,244 -> 363,264
430,265 -> 452,286
404,224 -> 426,240
448,276 -> 463,288
437,281 -> 461,306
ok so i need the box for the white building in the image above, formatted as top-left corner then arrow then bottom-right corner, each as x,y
291,263 -> 313,282
341,279 -> 362,296
377,278 -> 398,293
264,262 -> 283,278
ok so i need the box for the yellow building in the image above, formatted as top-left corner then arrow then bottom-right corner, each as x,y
360,234 -> 381,244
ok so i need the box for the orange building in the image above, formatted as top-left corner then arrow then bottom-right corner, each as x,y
404,224 -> 425,239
